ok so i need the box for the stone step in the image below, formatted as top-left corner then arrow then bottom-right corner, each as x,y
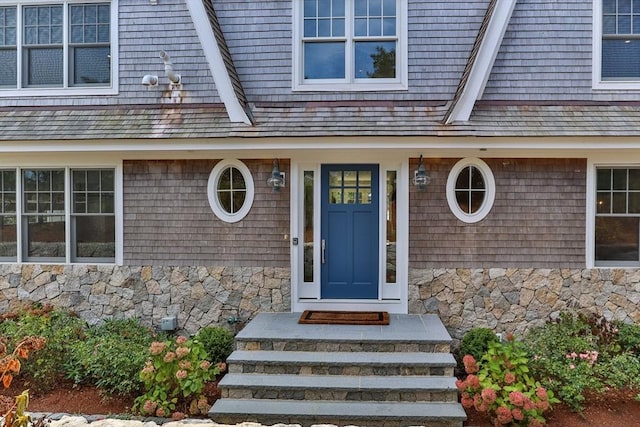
235,313 -> 453,353
219,373 -> 459,402
210,399 -> 466,427
228,350 -> 456,376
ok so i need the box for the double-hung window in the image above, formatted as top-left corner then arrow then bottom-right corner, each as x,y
0,167 -> 116,263
294,0 -> 407,91
0,1 -> 117,95
595,0 -> 640,87
595,167 -> 640,266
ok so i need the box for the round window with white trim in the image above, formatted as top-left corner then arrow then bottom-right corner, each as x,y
446,158 -> 495,223
207,160 -> 254,223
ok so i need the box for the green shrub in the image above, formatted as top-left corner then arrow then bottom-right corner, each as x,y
195,326 -> 234,362
616,322 -> 640,354
460,327 -> 500,362
0,308 -> 87,391
66,318 -> 159,396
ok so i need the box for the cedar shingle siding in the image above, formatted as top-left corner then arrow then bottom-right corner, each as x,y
409,158 -> 586,268
123,160 -> 290,267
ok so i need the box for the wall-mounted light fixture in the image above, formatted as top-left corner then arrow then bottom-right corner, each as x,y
267,160 -> 285,192
413,155 -> 431,191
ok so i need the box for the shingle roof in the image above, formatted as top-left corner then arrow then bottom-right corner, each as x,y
3,102 -> 640,142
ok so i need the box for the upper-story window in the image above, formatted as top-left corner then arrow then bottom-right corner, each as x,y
0,0 -> 117,96
293,0 -> 407,91
594,0 -> 640,88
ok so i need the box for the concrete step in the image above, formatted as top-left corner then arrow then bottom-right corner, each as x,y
227,350 -> 456,376
210,399 -> 466,427
220,373 -> 459,402
234,313 -> 452,353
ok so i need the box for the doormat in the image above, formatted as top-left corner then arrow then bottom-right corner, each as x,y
298,310 -> 390,325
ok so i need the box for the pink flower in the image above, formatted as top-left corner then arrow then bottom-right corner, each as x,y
536,387 -> 548,401
176,336 -> 188,345
176,369 -> 188,380
528,419 -> 545,427
509,391 -> 525,407
466,374 -> 480,389
150,341 -> 166,355
142,400 -> 157,414
200,360 -> 211,370
463,354 -> 479,374
455,379 -> 466,391
217,361 -> 227,372
156,407 -> 167,417
461,396 -> 474,409
536,400 -> 550,411
496,406 -> 513,424
141,361 -> 155,375
512,408 -> 524,421
481,387 -> 497,405
171,412 -> 186,421
569,364 -> 575,370
179,360 -> 192,370
523,397 -> 536,411
163,352 -> 176,363
176,346 -> 190,359
504,372 -> 516,385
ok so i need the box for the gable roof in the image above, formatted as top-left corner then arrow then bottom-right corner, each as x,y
186,0 -> 253,125
443,0 -> 517,124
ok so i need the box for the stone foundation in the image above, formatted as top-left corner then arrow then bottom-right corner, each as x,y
0,264 -> 290,334
409,268 -> 640,339
2,265 -> 640,339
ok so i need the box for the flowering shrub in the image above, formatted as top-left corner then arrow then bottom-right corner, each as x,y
133,335 -> 220,419
457,336 -> 558,427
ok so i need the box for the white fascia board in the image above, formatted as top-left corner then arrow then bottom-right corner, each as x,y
186,0 -> 251,125
445,0 -> 517,124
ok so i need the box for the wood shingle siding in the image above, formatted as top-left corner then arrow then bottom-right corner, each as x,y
123,159 -> 290,267
409,158 -> 586,268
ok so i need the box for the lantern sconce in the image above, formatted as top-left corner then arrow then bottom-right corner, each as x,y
413,155 -> 431,191
267,159 -> 285,192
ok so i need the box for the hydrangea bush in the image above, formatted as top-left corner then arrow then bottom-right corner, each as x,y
457,335 -> 558,427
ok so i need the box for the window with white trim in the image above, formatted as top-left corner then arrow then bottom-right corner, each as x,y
595,167 -> 640,265
0,1 -> 116,94
0,167 -> 115,263
207,160 -> 255,223
293,0 -> 407,91
446,158 -> 495,224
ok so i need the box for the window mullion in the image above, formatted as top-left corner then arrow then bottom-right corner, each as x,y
63,2 -> 69,88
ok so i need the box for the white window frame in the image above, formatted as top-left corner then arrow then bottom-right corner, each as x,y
0,0 -> 118,97
446,158 -> 496,224
292,0 -> 408,92
207,159 -> 255,223
0,163 -> 121,265
593,0 -> 640,89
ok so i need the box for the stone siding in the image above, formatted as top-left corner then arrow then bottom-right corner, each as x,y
0,264 -> 290,335
410,268 -> 640,340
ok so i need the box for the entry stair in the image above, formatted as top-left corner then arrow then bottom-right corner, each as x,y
209,312 -> 466,427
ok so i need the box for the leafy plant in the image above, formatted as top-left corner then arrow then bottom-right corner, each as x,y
0,308 -> 86,391
195,326 -> 234,363
457,336 -> 558,427
460,327 -> 500,362
66,318 -> 159,396
616,322 -> 640,354
134,335 -> 219,418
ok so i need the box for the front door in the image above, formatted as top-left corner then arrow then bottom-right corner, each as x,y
321,164 -> 379,299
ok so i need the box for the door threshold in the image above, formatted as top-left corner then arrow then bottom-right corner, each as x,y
294,299 -> 406,314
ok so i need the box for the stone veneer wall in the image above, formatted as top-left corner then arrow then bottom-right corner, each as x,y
0,264 -> 290,335
409,268 -> 640,340
2,264 -> 640,340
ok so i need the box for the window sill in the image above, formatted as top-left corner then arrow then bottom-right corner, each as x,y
0,87 -> 118,97
292,82 -> 408,92
592,80 -> 640,90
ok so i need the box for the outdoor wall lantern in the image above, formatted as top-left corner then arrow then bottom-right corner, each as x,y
267,159 -> 285,192
413,155 -> 431,191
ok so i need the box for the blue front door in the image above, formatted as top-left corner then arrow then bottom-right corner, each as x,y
321,165 -> 379,299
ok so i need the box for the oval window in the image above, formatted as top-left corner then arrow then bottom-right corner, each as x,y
207,160 -> 254,223
446,158 -> 495,223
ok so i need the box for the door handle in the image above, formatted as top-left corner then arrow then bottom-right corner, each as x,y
321,239 -> 326,264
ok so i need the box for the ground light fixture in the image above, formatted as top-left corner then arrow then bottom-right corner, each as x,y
413,154 -> 431,191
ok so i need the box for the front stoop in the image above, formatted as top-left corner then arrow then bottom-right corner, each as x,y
209,313 -> 466,427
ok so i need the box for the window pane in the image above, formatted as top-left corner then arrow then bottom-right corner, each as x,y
332,0 -> 345,17
0,216 -> 16,258
304,0 -> 316,18
74,215 -> 114,259
619,15 -> 632,34
26,215 -> 65,259
355,0 -> 367,16
613,168 -> 628,190
0,50 -> 17,87
218,167 -> 231,190
303,171 -> 314,282
383,0 -> 395,16
232,190 -> 246,214
620,0 -> 632,14
25,47 -> 63,86
318,18 -> 331,37
456,166 -> 470,190
318,0 -> 331,17
72,46 -> 110,85
304,42 -> 345,79
595,216 -> 639,261
217,191 -> 231,213
101,170 -> 114,191
629,169 -> 640,190
603,15 -> 617,34
87,170 -> 100,191
231,167 -> 246,190
101,193 -> 113,213
470,166 -> 485,189
74,192 -> 86,213
629,192 -> 640,213
354,41 -> 396,78
386,171 -> 396,283
603,0 -> 617,14
370,0 -> 382,16
456,190 -> 470,214
354,17 -> 367,37
613,191 -> 627,213
470,191 -> 485,214
602,39 -> 640,79
369,18 -> 381,36
383,17 -> 396,36
597,191 -> 611,213
597,168 -> 612,190
87,193 -> 100,213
